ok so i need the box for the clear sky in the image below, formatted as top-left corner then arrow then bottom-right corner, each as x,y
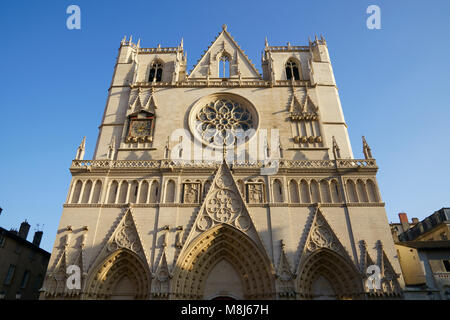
0,0 -> 449,252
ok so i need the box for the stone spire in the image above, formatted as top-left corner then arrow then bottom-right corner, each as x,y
75,137 -> 86,160
332,136 -> 341,159
362,136 -> 373,159
107,136 -> 116,160
164,136 -> 170,159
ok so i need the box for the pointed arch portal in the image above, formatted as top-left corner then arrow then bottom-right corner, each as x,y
297,248 -> 363,300
172,224 -> 275,300
84,249 -> 150,300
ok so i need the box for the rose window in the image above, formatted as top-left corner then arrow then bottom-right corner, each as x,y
194,98 -> 255,146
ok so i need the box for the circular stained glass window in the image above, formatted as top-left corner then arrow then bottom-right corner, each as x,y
193,97 -> 257,147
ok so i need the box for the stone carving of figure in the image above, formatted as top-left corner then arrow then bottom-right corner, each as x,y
184,183 -> 199,204
248,183 -> 263,204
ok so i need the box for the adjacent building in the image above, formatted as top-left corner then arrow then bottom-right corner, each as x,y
0,221 -> 50,300
391,209 -> 450,299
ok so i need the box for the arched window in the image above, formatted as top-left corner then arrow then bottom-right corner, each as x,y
310,180 -> 321,203
330,180 -> 341,203
149,181 -> 159,203
81,180 -> 92,204
118,181 -> 128,203
286,59 -> 301,80
219,55 -> 230,78
139,181 -> 149,204
129,180 -> 139,203
149,62 -> 163,82
91,180 -> 102,204
300,180 -> 310,203
71,180 -> 83,204
356,180 -> 368,203
165,180 -> 176,203
346,180 -> 358,203
273,179 -> 284,203
108,181 -> 119,204
289,180 -> 300,203
320,180 -> 331,203
366,180 -> 379,202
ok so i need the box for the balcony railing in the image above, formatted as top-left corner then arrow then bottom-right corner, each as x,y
131,79 -> 309,88
71,159 -> 377,170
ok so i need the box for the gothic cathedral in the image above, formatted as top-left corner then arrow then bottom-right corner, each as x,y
41,26 -> 404,300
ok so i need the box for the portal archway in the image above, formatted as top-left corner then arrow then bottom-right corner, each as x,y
204,259 -> 244,300
297,248 -> 363,300
84,249 -> 150,300
172,224 -> 275,299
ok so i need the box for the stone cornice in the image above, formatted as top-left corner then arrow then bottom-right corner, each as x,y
69,159 -> 378,175
63,202 -> 385,209
265,45 -> 310,52
128,79 -> 310,88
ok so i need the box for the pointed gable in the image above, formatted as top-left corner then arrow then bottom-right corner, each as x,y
376,241 -> 403,295
276,240 -> 296,298
151,249 -> 171,297
144,88 -> 158,113
277,240 -> 295,280
359,240 -> 376,274
182,162 -> 268,256
295,207 -> 355,272
289,87 -> 319,116
129,87 -> 158,113
87,207 -> 149,273
188,25 -> 261,80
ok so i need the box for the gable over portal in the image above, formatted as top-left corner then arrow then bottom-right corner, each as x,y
188,25 -> 261,80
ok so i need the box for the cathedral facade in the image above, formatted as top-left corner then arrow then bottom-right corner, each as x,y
41,26 -> 404,300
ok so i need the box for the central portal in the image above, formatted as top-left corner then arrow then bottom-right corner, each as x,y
203,259 -> 244,300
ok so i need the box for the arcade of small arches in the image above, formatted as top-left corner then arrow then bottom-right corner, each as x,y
67,176 -> 380,205
270,177 -> 380,204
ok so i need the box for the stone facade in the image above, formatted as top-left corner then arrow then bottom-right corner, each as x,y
391,209 -> 450,299
0,223 -> 49,300
41,26 -> 404,300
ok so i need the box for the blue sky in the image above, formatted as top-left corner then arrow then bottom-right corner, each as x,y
0,0 -> 449,252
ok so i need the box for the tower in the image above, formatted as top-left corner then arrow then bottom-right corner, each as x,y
41,26 -> 404,300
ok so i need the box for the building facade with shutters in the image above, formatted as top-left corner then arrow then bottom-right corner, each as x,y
40,25 -> 405,300
0,221 -> 49,300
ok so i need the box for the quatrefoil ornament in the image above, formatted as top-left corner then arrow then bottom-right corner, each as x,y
206,189 -> 241,223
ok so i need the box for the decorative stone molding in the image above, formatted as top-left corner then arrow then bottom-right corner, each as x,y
71,159 -> 378,172
172,224 -> 275,300
107,213 -> 143,255
276,240 -> 296,299
151,251 -> 171,299
295,207 -> 355,274
182,182 -> 201,204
